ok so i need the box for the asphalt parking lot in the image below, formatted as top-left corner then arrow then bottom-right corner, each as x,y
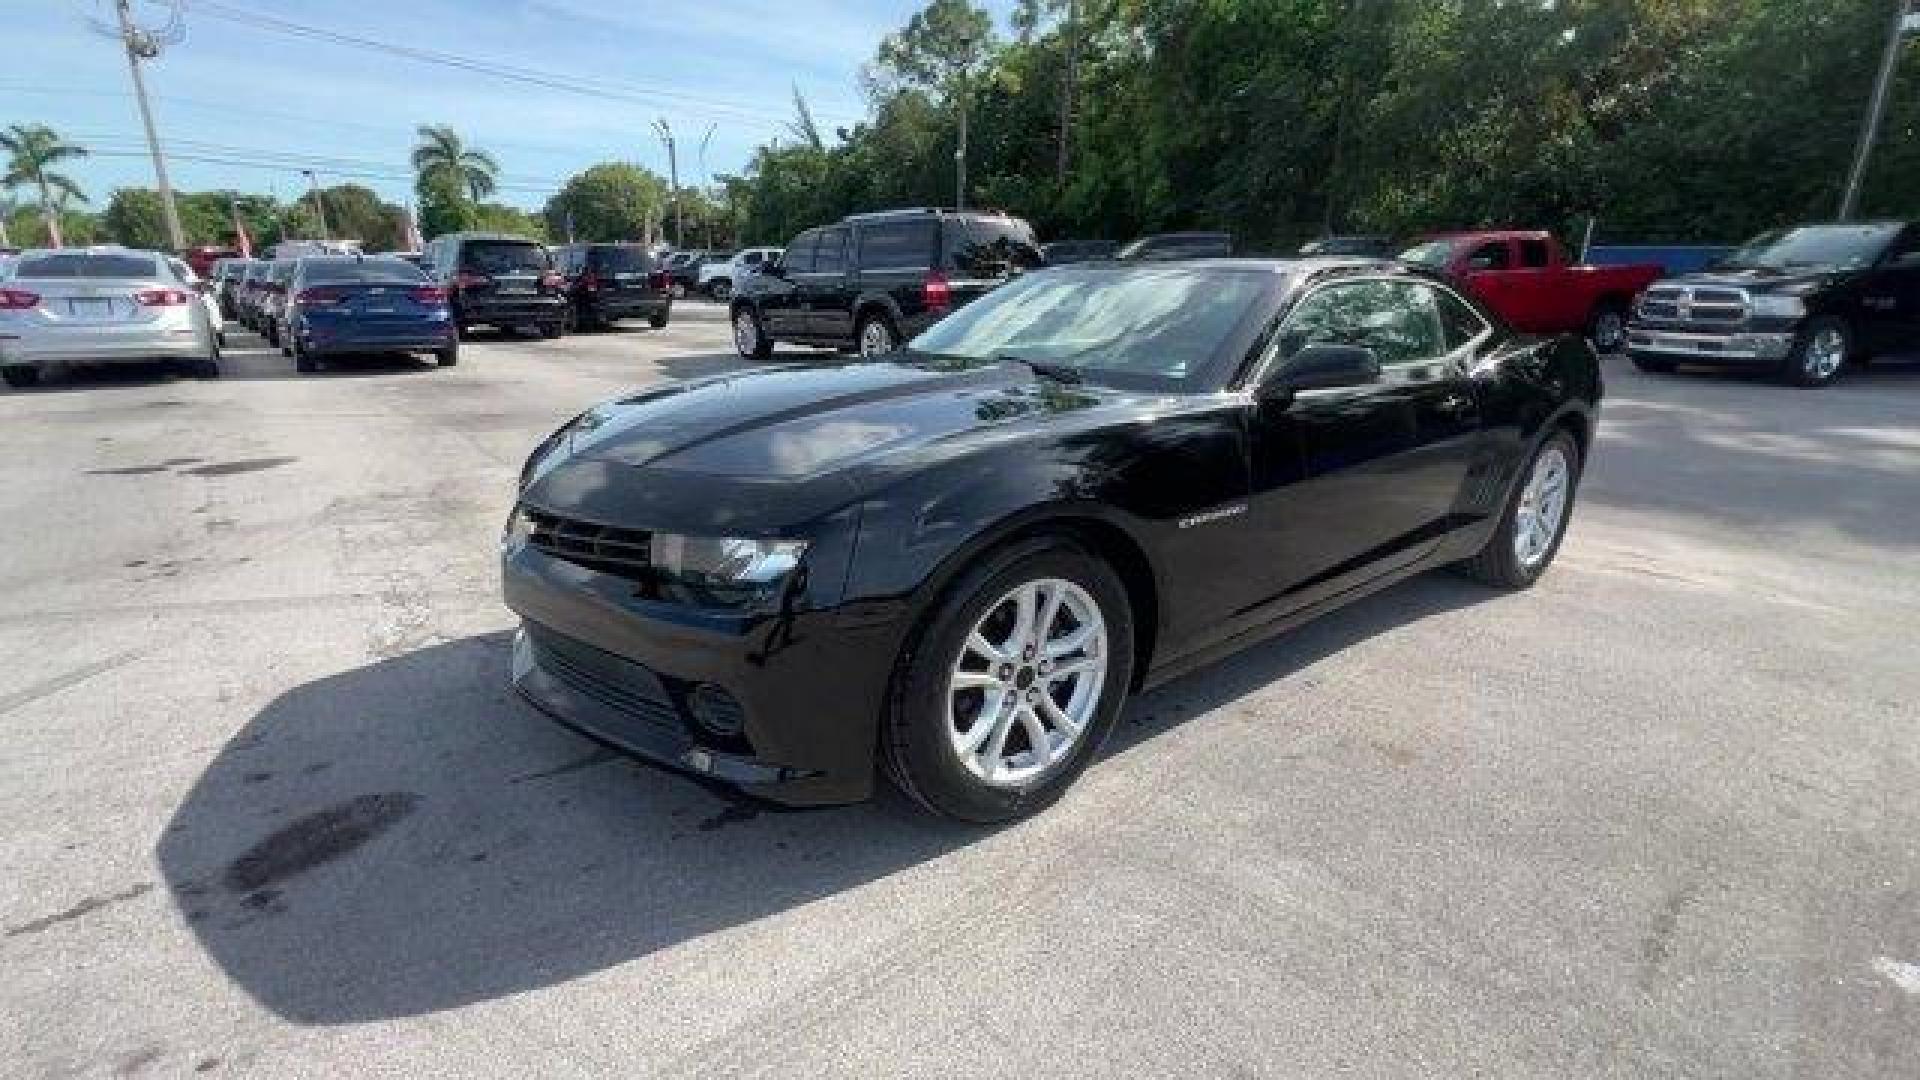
2,304 -> 1916,1078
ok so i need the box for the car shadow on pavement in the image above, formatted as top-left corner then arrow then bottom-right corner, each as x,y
156,571 -> 1492,1026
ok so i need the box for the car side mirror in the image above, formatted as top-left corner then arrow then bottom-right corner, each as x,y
1263,343 -> 1382,401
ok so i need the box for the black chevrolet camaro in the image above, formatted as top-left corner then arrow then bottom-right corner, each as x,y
502,259 -> 1600,821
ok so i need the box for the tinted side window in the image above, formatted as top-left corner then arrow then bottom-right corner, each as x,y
945,217 -> 1043,276
1519,238 -> 1551,268
1465,242 -> 1511,271
812,229 -> 849,273
783,232 -> 819,274
857,220 -> 937,270
1279,279 -> 1448,369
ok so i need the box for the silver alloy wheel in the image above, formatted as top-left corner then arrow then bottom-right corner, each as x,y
1513,443 -> 1571,568
1805,327 -> 1846,380
859,318 -> 897,356
732,309 -> 759,356
1592,309 -> 1625,353
948,577 -> 1108,788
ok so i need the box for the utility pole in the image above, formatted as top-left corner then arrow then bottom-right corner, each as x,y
652,118 -> 683,248
106,0 -> 186,251
1056,0 -> 1077,183
1840,0 -> 1917,220
955,77 -> 969,210
697,123 -> 716,250
302,169 -> 331,241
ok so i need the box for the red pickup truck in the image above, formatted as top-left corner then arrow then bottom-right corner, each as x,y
1400,230 -> 1661,352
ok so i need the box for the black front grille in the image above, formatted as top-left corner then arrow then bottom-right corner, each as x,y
526,625 -> 683,732
527,509 -> 653,581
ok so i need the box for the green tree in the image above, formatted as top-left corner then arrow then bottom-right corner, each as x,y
1,124 -> 88,246
474,202 -> 548,240
541,162 -> 668,243
411,124 -> 500,201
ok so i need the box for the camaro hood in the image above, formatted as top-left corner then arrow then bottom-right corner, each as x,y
522,359 -> 1154,533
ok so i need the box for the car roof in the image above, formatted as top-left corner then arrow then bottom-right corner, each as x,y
441,232 -> 544,244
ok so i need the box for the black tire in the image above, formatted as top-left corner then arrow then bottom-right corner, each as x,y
1784,315 -> 1852,388
280,341 -> 293,358
265,323 -> 280,347
294,342 -> 318,374
731,303 -> 773,361
539,321 -> 564,339
882,538 -> 1135,823
1459,428 -> 1582,590
190,338 -> 221,379
856,311 -> 900,357
435,342 -> 458,367
1630,355 -> 1676,374
1586,300 -> 1628,354
710,278 -> 732,301
648,307 -> 669,329
3,366 -> 39,389
561,302 -> 579,334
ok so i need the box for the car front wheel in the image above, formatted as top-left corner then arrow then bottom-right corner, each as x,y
1785,316 -> 1851,388
732,305 -> 772,361
883,539 -> 1134,822
1460,428 -> 1581,589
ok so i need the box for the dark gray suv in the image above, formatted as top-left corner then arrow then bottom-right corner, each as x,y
422,232 -> 566,339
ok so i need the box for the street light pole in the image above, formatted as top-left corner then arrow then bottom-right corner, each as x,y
1839,0 -> 1916,220
697,123 -> 716,250
302,169 -> 331,241
114,0 -> 185,251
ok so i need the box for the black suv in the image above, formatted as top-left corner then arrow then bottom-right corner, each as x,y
730,208 -> 1042,360
1627,221 -> 1920,387
422,232 -> 566,339
553,243 -> 671,331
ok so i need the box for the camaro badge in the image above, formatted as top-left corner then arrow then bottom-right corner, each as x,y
1178,504 -> 1248,529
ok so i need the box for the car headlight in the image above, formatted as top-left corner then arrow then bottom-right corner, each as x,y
503,504 -> 535,550
649,534 -> 807,609
1750,294 -> 1805,320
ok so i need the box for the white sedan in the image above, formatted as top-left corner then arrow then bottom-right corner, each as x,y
0,247 -> 221,389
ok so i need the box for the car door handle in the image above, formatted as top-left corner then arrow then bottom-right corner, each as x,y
1435,392 -> 1474,416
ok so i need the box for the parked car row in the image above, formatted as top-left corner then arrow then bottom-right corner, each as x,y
0,246 -> 222,388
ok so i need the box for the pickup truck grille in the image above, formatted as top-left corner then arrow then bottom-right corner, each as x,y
526,509 -> 653,580
1639,285 -> 1748,324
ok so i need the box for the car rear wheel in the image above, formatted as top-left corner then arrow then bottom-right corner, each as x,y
293,339 -> 318,374
435,342 -> 458,367
3,366 -> 39,389
539,321 -> 565,339
1785,316 -> 1851,388
648,308 -> 669,329
1459,428 -> 1581,589
1630,356 -> 1676,374
857,312 -> 900,356
1586,301 -> 1627,354
190,338 -> 221,380
883,539 -> 1134,823
732,304 -> 772,361
709,279 -> 732,301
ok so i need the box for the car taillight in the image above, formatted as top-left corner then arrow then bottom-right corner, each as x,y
410,285 -> 448,304
134,289 -> 193,307
454,272 -> 491,291
648,271 -> 669,290
295,287 -> 346,306
0,288 -> 40,310
581,271 -> 600,293
538,272 -> 563,291
923,271 -> 951,312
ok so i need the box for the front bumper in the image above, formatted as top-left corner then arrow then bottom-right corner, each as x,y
1626,326 -> 1794,367
502,541 -> 899,806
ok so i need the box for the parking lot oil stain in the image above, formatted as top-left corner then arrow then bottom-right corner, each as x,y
5,881 -> 153,938
183,456 -> 297,477
509,747 -> 618,784
221,791 -> 420,896
114,1042 -> 165,1077
161,457 -> 204,466
698,803 -> 761,832
241,771 -> 273,785
86,465 -> 171,475
194,1057 -> 220,1073
1639,878 -> 1707,984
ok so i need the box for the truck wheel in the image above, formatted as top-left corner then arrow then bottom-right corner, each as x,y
1586,301 -> 1627,354
732,304 -> 773,361
857,312 -> 900,356
1785,316 -> 1850,388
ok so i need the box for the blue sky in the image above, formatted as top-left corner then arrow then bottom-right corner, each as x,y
5,0 -> 1015,211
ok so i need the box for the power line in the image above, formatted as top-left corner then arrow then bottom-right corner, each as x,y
147,0 -> 854,130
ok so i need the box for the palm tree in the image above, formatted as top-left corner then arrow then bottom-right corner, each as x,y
2,124 -> 88,248
411,125 -> 499,202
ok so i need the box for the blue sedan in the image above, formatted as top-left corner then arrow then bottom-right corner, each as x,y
284,256 -> 458,372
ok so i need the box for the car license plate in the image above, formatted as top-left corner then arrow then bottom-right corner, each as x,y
68,298 -> 112,318
499,283 -> 533,295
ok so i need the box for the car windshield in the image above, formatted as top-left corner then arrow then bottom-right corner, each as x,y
14,252 -> 160,279
1397,240 -> 1455,267
906,265 -> 1275,392
463,241 -> 549,274
300,258 -> 426,283
1716,225 -> 1900,271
